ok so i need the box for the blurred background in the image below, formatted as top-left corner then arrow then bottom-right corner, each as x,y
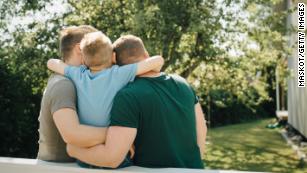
0,0 -> 306,172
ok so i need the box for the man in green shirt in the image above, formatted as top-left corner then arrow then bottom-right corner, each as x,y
67,35 -> 207,169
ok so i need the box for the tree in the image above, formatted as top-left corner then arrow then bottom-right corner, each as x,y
0,0 -> 291,157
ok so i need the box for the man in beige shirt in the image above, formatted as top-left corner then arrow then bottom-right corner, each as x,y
37,25 -> 108,161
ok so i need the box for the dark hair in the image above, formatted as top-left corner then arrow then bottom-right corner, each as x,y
59,25 -> 98,61
113,35 -> 147,65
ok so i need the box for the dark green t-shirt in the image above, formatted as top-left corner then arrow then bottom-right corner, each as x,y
110,73 -> 203,169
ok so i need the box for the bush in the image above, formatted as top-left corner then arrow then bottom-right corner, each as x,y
0,60 -> 39,158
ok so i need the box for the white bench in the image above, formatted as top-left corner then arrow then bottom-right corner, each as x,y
0,157 -> 266,173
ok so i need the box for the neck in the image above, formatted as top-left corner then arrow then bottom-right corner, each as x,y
89,63 -> 112,73
65,57 -> 79,66
139,71 -> 161,77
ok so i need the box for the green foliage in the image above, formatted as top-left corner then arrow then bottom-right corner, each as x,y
0,1 -> 62,157
0,0 -> 291,157
0,58 -> 39,157
66,0 -> 222,77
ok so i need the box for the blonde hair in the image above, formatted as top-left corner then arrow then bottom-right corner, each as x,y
59,25 -> 98,61
80,31 -> 113,67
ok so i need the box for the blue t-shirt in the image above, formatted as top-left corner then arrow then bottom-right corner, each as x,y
64,64 -> 137,127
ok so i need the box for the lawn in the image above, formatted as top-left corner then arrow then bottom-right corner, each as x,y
204,119 -> 307,173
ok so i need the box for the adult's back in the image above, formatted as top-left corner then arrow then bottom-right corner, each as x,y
110,73 -> 203,168
37,74 -> 75,161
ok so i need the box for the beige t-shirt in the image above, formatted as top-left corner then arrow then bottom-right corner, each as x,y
37,74 -> 76,162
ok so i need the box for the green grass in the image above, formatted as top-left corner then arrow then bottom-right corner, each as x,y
205,119 -> 307,173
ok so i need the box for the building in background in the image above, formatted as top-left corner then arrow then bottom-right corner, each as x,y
286,0 -> 307,137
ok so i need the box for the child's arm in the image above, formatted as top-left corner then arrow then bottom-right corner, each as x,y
136,55 -> 164,75
47,59 -> 68,75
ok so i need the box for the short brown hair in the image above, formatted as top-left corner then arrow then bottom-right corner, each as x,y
59,25 -> 98,61
113,35 -> 147,65
80,31 -> 113,67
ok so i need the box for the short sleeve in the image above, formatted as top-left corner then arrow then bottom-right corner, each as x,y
110,90 -> 140,128
114,64 -> 137,84
64,65 -> 86,81
49,79 -> 77,114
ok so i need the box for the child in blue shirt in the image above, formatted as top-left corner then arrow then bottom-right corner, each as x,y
47,31 -> 164,168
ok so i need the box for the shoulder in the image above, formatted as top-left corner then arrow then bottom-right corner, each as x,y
67,65 -> 87,71
167,74 -> 197,97
169,73 -> 194,88
113,82 -> 141,102
65,65 -> 87,75
49,74 -> 74,88
108,65 -> 120,72
109,64 -> 136,72
169,74 -> 189,84
116,85 -> 135,98
46,74 -> 75,96
43,75 -> 77,114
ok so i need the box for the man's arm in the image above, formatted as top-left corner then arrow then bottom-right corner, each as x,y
195,103 -> 207,159
53,108 -> 108,148
136,55 -> 164,75
67,126 -> 137,168
47,59 -> 67,75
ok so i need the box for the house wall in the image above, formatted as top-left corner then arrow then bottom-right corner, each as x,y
287,0 -> 307,137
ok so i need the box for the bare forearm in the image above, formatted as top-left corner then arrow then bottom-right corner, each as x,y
69,144 -> 116,167
53,109 -> 107,148
136,55 -> 164,75
67,126 -> 137,168
68,125 -> 107,147
47,59 -> 66,75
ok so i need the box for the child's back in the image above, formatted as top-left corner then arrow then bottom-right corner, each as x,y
64,63 -> 136,126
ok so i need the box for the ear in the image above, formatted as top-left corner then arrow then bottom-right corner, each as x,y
112,52 -> 117,64
74,43 -> 81,54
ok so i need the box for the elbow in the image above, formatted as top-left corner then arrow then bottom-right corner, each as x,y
47,59 -> 54,70
159,56 -> 165,66
62,134 -> 74,145
66,144 -> 73,157
61,131 -> 79,146
101,153 -> 125,168
106,161 -> 121,169
95,159 -> 121,168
